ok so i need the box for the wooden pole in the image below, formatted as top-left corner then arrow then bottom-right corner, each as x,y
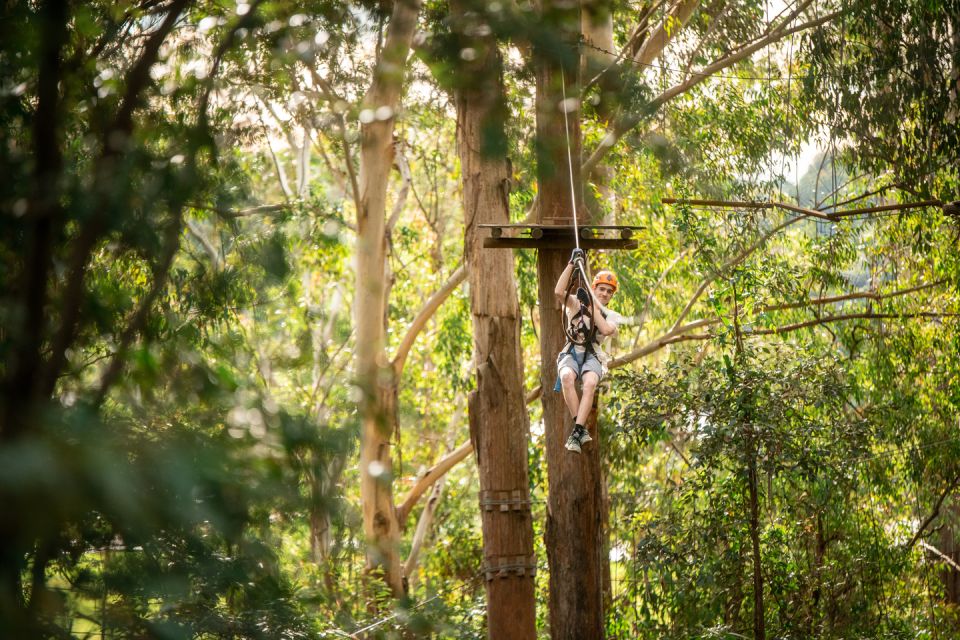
455,2 -> 537,635
535,1 -> 606,636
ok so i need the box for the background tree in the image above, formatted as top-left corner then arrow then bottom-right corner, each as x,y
4,0 -> 960,638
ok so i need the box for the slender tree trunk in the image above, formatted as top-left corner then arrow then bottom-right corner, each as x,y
309,463 -> 339,565
747,438 -> 766,640
355,0 -> 421,598
939,502 -> 960,607
536,0 -> 606,635
455,7 -> 538,635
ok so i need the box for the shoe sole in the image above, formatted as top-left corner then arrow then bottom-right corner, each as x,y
565,440 -> 581,453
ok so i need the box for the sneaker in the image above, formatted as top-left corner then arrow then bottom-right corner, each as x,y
578,425 -> 593,446
565,424 -> 591,453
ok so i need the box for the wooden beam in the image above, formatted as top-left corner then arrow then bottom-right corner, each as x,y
479,223 -> 642,250
483,238 -> 638,250
477,223 -> 643,229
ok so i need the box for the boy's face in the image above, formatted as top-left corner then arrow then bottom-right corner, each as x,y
593,283 -> 615,306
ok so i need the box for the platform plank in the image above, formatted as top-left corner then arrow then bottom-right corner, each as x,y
477,223 -> 643,230
483,237 -> 638,250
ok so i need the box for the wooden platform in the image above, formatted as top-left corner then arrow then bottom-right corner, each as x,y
479,223 -> 641,250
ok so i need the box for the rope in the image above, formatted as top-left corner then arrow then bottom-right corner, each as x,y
559,66 -> 595,345
559,70 -> 582,253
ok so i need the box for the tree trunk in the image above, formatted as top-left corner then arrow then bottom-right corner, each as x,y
940,501 -> 960,607
581,0 -> 615,610
455,7 -> 538,636
355,0 -> 421,598
747,440 -> 766,640
536,1 -> 606,636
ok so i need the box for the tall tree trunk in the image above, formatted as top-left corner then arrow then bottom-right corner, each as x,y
1,0 -> 68,630
355,0 -> 421,598
455,5 -> 538,635
581,0 -> 615,610
536,1 -> 606,636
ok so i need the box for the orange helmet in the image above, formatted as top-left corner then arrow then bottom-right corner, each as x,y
592,270 -> 618,292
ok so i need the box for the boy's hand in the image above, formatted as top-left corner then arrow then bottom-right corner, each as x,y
569,248 -> 585,265
576,287 -> 592,308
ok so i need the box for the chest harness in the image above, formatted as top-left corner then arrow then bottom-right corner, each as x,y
554,261 -> 606,392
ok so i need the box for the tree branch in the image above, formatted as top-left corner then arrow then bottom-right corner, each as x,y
918,540 -> 960,572
185,217 -> 221,270
615,283 -> 950,367
666,312 -> 960,346
258,106 -> 294,200
308,67 -> 362,213
624,0 -> 669,56
397,440 -> 472,525
668,215 -> 806,333
211,203 -> 290,219
402,476 -> 445,581
632,0 -> 701,68
829,199 -> 943,219
386,145 -> 412,237
40,0 -> 192,398
662,197 -> 943,221
760,281 -> 946,315
93,213 -> 184,406
905,474 -> 960,552
297,123 -> 312,198
113,0 -> 191,136
391,264 -> 468,375
583,7 -> 843,176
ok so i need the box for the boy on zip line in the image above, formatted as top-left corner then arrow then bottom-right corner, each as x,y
554,248 -> 624,453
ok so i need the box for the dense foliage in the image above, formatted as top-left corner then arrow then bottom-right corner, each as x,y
2,0 -> 959,638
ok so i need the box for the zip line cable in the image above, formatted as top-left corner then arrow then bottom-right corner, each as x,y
559,71 -> 582,254
559,68 -> 598,346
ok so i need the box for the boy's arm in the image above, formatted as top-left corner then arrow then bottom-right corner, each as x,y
554,249 -> 585,305
591,303 -> 618,336
554,263 -> 575,304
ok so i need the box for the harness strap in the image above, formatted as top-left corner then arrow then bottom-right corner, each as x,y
566,306 -> 607,356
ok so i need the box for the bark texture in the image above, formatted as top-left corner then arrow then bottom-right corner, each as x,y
940,503 -> 960,606
455,5 -> 538,635
355,0 -> 421,597
536,1 -> 606,635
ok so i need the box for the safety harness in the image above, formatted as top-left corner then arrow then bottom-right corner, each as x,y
554,277 -> 608,392
565,293 -> 605,356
